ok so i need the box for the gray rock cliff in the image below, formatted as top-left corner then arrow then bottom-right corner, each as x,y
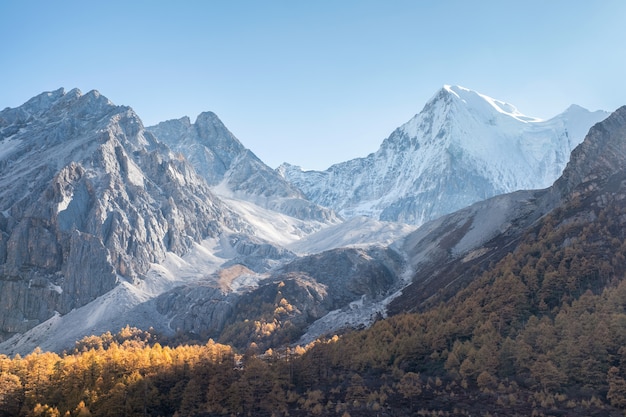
147,112 -> 338,223
0,89 -> 245,341
156,245 -> 405,347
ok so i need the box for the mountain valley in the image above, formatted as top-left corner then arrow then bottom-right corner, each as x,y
1,86 -> 626,415
0,86 -> 612,355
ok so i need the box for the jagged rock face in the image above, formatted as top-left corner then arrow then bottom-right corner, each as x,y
274,246 -> 403,307
147,113 -> 338,222
555,105 -> 626,197
0,89 -> 243,341
156,285 -> 239,338
147,113 -> 244,186
221,233 -> 296,272
279,86 -> 609,226
155,245 -> 405,345
229,246 -> 404,346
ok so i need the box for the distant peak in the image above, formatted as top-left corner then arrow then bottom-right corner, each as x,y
562,104 -> 593,115
48,87 -> 68,97
32,87 -> 68,102
442,84 -> 471,98
439,84 -> 542,123
193,111 -> 243,148
65,88 -> 83,99
195,111 -> 222,125
85,89 -> 100,98
565,103 -> 585,111
18,88 -> 74,115
81,89 -> 115,106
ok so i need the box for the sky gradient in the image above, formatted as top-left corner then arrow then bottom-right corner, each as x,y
2,1 -> 626,170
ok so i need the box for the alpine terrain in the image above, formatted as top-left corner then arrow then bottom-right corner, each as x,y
146,113 -> 337,223
0,88 -> 249,347
0,85 -> 611,359
0,88 -> 410,354
279,85 -> 609,225
0,90 -> 625,416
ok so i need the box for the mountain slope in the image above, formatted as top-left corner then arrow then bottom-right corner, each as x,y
3,106 -> 626,417
280,85 -> 609,225
0,86 -> 617,358
389,104 -> 626,314
220,96 -> 615,347
147,113 -> 338,223
0,88 -> 249,342
289,104 -> 626,416
0,89 -> 415,354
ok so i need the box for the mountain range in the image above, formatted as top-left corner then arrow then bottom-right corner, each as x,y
0,85 -> 613,355
279,85 -> 608,225
146,112 -> 337,223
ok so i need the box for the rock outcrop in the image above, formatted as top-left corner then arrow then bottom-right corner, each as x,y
0,89 -> 244,341
554,105 -> 626,197
156,245 -> 406,347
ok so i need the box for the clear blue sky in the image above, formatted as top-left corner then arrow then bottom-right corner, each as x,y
2,1 -> 625,170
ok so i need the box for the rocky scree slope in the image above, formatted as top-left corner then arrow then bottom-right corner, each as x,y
156,245 -> 406,350
0,89 -> 413,354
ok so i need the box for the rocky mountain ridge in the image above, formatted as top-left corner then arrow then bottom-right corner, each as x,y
147,113 -> 338,223
0,88 -> 251,342
0,88 -> 408,354
390,104 -> 626,314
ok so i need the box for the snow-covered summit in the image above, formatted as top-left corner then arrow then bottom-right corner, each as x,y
442,85 -> 542,123
280,85 -> 610,225
0,85 -> 615,355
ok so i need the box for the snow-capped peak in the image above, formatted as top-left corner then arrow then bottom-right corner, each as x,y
443,84 -> 542,123
281,85 -> 610,225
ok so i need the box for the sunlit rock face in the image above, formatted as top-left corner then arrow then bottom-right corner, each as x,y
155,245 -> 405,347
